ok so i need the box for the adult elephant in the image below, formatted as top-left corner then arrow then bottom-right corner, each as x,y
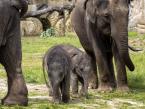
71,0 -> 134,91
0,0 -> 28,106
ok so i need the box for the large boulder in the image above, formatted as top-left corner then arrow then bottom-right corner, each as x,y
48,11 -> 66,36
22,0 -> 74,37
129,0 -> 144,30
65,11 -> 74,32
21,18 -> 43,36
55,17 -> 65,36
48,11 -> 59,27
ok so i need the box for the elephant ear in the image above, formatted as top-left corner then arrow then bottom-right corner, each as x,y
84,0 -> 97,24
10,0 -> 28,17
10,0 -> 22,9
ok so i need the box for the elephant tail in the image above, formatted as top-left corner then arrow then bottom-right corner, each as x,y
42,54 -> 50,88
128,46 -> 143,52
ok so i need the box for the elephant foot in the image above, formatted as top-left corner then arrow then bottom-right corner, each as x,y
1,95 -> 28,106
79,91 -> 88,99
79,87 -> 88,98
110,82 -> 117,89
71,93 -> 79,98
72,91 -> 78,95
62,96 -> 70,103
97,84 -> 113,92
117,85 -> 130,92
53,99 -> 61,104
49,91 -> 53,96
90,83 -> 98,89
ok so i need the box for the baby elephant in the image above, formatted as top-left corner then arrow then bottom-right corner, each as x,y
43,46 -> 72,103
59,44 -> 98,97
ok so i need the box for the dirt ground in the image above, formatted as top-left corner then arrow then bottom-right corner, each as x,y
0,78 -> 145,109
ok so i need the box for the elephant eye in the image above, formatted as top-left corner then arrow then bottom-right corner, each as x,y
104,14 -> 108,17
103,13 -> 110,17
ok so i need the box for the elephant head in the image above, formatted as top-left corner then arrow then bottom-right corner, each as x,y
11,0 -> 28,17
84,0 -> 134,71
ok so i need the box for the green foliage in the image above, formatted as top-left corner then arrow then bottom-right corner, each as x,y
129,31 -> 145,39
40,28 -> 55,38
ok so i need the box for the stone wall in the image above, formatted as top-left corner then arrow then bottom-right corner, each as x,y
21,18 -> 43,36
21,0 -> 73,36
22,0 -> 145,36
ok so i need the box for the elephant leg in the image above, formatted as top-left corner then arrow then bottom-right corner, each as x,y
97,60 -> 113,91
91,45 -> 112,91
93,48 -> 114,91
78,76 -> 85,96
85,33 -> 112,91
106,52 -> 116,88
113,45 -> 129,91
90,58 -> 98,89
52,82 -> 61,103
94,45 -> 113,91
82,75 -> 89,98
0,38 -> 28,106
60,73 -> 70,103
85,21 -> 113,91
49,82 -> 53,96
71,73 -> 79,94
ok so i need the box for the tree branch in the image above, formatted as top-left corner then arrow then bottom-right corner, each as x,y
23,3 -> 75,18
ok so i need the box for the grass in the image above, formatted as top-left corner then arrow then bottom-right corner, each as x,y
0,32 -> 145,108
22,33 -> 82,84
128,31 -> 138,38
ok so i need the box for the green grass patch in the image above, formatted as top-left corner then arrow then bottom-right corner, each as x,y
0,32 -> 145,108
129,31 -> 138,38
129,31 -> 145,40
21,33 -> 81,84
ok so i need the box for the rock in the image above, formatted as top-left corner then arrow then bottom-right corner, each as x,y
129,0 -> 145,30
65,10 -> 74,32
48,11 -> 59,27
21,18 -> 43,36
137,28 -> 145,34
136,19 -> 145,34
137,24 -> 145,29
23,0 -> 75,37
55,17 -> 65,36
48,11 -> 65,36
66,18 -> 73,32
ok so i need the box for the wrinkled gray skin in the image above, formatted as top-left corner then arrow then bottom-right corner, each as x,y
59,44 -> 98,97
43,46 -> 72,103
0,0 -> 28,106
71,0 -> 134,91
11,0 -> 28,17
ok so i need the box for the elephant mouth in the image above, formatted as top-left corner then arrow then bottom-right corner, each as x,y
103,28 -> 111,35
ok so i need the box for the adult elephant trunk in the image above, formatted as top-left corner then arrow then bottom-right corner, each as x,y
111,20 -> 135,71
